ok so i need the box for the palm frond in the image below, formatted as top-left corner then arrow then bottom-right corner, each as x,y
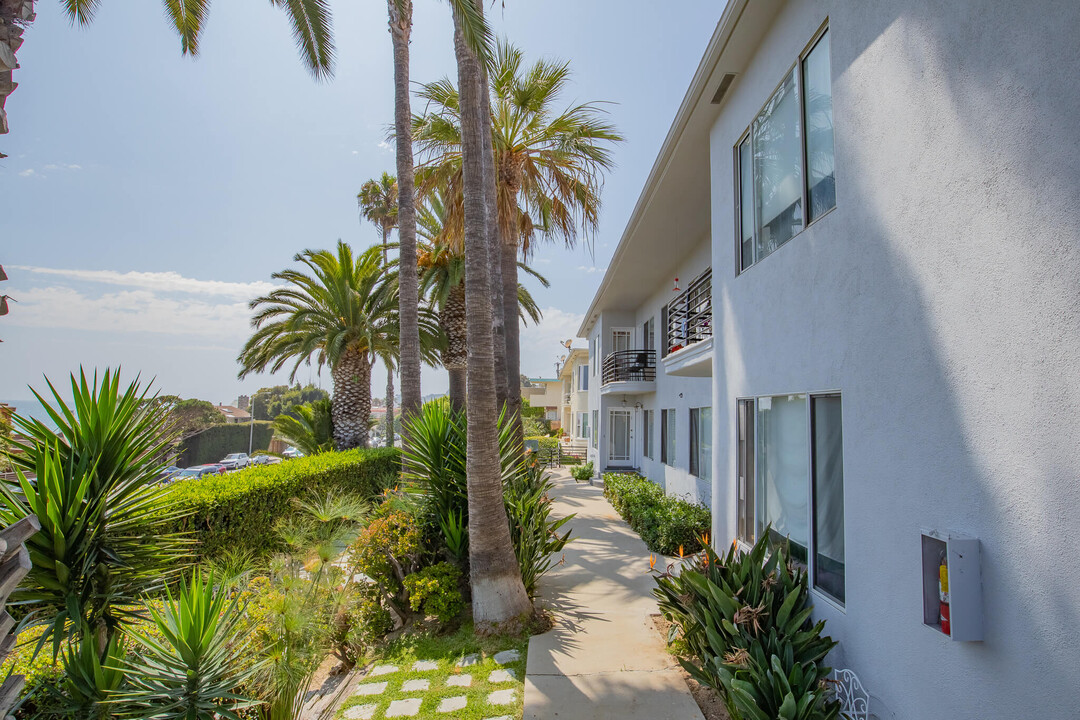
269,0 -> 336,80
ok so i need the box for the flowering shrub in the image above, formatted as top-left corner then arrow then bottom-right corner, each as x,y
602,472 -> 711,555
403,562 -> 464,624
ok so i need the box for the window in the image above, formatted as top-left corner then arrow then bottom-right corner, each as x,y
811,395 -> 844,603
591,336 -> 598,376
643,317 -> 655,352
578,411 -> 590,440
738,392 -> 845,604
592,410 -> 598,449
690,407 -> 712,480
737,27 -> 835,273
660,409 -> 676,465
643,410 -> 654,460
578,364 -> 589,392
736,400 -> 756,544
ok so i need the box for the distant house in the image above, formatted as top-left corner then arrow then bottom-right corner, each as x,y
556,348 -> 590,444
520,378 -> 562,429
214,405 -> 251,424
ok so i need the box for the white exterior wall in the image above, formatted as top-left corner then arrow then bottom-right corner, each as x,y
708,1 -> 1080,718
566,354 -> 590,440
585,240 -> 713,508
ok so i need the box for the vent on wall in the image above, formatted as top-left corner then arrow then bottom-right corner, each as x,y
710,73 -> 737,105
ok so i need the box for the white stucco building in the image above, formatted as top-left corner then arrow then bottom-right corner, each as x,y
581,0 -> 1080,717
557,347 -> 591,444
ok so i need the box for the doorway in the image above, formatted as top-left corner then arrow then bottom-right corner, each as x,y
608,408 -> 632,465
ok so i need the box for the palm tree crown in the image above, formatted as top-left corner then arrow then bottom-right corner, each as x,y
238,242 -> 434,449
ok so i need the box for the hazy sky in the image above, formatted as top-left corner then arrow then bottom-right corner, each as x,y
0,0 -> 721,409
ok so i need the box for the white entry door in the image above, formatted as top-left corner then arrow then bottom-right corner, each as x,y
609,409 -> 632,464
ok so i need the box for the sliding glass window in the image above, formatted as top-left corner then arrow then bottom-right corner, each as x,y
811,395 -> 845,603
756,394 -> 810,564
737,26 -> 835,273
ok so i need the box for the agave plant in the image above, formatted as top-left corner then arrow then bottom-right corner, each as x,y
653,530 -> 839,720
0,369 -> 191,657
119,569 -> 263,720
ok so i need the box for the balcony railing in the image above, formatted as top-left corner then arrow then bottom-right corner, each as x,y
665,268 -> 712,355
602,349 -> 656,385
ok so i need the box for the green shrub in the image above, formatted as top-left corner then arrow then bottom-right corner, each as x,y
505,464 -> 573,596
653,531 -> 839,720
177,421 -> 275,466
159,448 -> 400,558
602,472 -> 711,555
403,562 -> 464,624
524,436 -> 559,451
570,461 -> 594,482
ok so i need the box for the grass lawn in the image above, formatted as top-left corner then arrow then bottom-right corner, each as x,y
337,624 -> 529,720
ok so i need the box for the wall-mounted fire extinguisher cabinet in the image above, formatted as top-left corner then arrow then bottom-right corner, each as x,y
920,531 -> 983,641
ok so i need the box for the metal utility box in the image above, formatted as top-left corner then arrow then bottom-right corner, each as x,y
920,531 -> 983,642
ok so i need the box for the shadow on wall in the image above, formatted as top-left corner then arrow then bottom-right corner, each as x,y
715,1 -> 1080,718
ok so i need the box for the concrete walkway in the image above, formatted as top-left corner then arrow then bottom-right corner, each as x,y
523,470 -> 704,720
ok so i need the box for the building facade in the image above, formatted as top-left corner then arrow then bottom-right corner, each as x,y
557,348 -> 591,445
582,0 -> 1080,717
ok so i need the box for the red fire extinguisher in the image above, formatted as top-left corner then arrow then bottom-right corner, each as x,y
938,553 -> 951,636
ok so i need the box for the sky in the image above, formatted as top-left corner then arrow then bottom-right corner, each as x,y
0,0 -> 722,413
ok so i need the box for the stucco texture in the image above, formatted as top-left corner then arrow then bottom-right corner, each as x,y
708,1 -> 1080,718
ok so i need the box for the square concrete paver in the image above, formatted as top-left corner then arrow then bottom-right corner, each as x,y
457,653 -> 480,667
437,696 -> 468,713
386,698 -> 423,717
487,689 -> 516,706
492,650 -> 520,665
353,681 -> 387,696
483,717 -> 513,720
401,679 -> 430,692
343,704 -> 377,720
488,669 -> 516,683
446,674 -> 472,687
370,665 -> 399,676
412,660 -> 439,672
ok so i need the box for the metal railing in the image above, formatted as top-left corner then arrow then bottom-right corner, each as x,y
602,349 -> 657,385
665,268 -> 712,355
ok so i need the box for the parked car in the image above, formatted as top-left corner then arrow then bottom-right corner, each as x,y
281,447 -> 305,459
174,465 -> 225,480
218,453 -> 250,470
157,465 -> 182,483
250,454 -> 281,466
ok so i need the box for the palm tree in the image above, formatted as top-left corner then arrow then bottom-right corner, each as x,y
417,190 -> 547,413
271,398 -> 335,456
238,242 -> 410,450
449,0 -> 532,627
414,40 -> 622,442
358,172 -> 400,448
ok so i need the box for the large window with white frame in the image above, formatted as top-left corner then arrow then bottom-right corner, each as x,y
736,26 -> 834,273
577,411 -> 590,440
577,364 -> 589,392
689,407 -> 712,480
661,409 -> 676,466
736,392 -> 846,604
591,410 -> 598,449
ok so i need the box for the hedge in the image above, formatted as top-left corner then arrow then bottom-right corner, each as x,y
177,421 -> 275,467
159,447 -> 401,557
524,436 -> 559,451
602,472 -> 711,556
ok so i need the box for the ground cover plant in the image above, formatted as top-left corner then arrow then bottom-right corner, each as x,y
570,461 -> 594,482
602,472 -> 711,555
336,624 -> 528,720
653,531 -> 839,720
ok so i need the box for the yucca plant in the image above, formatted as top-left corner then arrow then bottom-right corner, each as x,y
0,369 -> 192,658
50,633 -> 128,719
118,569 -> 262,720
653,530 -> 838,720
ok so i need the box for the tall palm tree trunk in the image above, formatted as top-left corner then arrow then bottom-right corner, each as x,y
500,230 -> 523,444
381,223 -> 397,447
479,49 -> 508,412
331,348 -> 372,450
388,0 -> 422,426
453,2 -> 531,627
444,281 -> 468,413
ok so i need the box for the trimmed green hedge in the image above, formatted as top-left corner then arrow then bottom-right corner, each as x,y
524,436 -> 559,451
177,421 -> 275,466
161,447 -> 401,557
602,472 -> 711,556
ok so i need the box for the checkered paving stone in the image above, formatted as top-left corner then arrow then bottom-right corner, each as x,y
457,654 -> 480,667
437,696 -> 468,713
492,650 -> 520,665
446,674 -> 472,687
401,679 -> 430,692
487,689 -> 516,706
386,698 -> 422,717
411,660 -> 439,672
343,704 -> 376,720
353,682 -> 387,696
370,665 -> 399,677
488,669 -> 516,683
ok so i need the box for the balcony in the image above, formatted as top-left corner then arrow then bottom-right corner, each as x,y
601,349 -> 656,395
664,269 -> 713,377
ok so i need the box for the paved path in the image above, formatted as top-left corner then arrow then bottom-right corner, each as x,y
523,470 -> 704,720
